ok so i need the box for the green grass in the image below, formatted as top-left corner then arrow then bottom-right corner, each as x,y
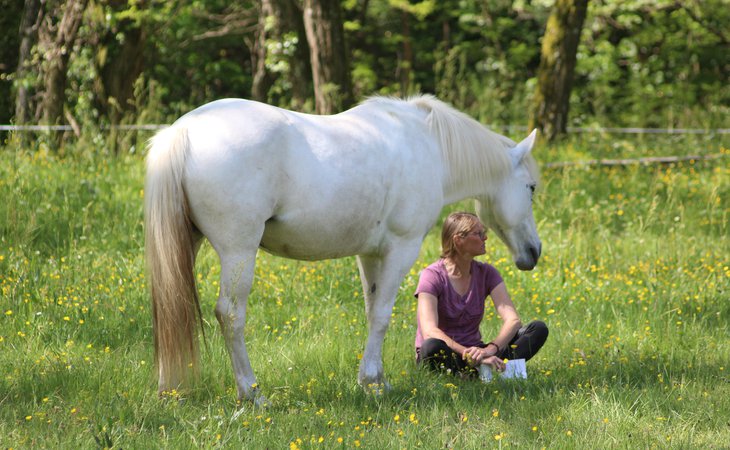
1,133 -> 728,449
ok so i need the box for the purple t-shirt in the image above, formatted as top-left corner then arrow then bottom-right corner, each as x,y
414,259 -> 504,350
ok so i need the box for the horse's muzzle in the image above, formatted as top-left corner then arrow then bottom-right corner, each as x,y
516,242 -> 541,271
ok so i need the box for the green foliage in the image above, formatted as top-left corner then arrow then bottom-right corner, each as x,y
575,0 -> 730,128
1,135 -> 728,448
61,0 -> 256,128
344,0 -> 549,122
143,1 -> 255,119
4,0 -> 729,134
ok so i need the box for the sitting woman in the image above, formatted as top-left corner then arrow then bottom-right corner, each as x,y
415,211 -> 548,376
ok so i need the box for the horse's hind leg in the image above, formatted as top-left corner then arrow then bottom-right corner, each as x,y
215,245 -> 266,406
356,241 -> 422,392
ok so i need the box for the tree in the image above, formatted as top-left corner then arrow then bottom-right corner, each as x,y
70,1 -> 148,153
0,0 -> 24,127
251,0 -> 312,109
389,0 -> 437,96
38,0 -> 89,129
3,0 -> 728,139
90,2 -> 146,125
530,0 -> 588,141
271,0 -> 312,109
173,2 -> 257,111
574,0 -> 729,127
302,0 -> 353,114
251,0 -> 275,102
14,0 -> 42,127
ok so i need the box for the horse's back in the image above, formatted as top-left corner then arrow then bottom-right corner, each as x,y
179,99 -> 292,153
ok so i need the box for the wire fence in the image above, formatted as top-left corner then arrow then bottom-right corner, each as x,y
2,124 -> 729,134
495,125 -> 730,135
543,153 -> 726,168
0,124 -> 167,131
3,123 -> 728,168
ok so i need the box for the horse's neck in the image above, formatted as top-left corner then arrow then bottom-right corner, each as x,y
441,162 -> 495,205
434,126 -> 511,204
442,180 -> 474,205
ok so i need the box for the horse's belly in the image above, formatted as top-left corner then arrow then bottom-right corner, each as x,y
259,217 -> 380,260
259,241 -> 359,261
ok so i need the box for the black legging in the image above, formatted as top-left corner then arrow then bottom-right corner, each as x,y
417,320 -> 549,375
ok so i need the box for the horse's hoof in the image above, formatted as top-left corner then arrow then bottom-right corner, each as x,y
360,380 -> 392,396
237,386 -> 270,408
252,394 -> 270,408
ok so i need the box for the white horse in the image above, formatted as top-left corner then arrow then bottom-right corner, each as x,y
145,95 -> 541,404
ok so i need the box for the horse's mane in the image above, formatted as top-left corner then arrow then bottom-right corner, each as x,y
409,95 -> 521,191
362,95 -> 539,192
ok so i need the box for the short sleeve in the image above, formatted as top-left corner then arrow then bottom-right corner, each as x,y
414,265 -> 445,299
481,263 -> 504,295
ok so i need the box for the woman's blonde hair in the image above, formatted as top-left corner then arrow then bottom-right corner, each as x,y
440,212 -> 480,259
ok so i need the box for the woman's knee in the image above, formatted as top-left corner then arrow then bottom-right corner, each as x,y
524,320 -> 548,340
420,338 -> 450,359
517,321 -> 549,361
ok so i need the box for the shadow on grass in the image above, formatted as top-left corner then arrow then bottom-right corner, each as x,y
255,345 -> 729,416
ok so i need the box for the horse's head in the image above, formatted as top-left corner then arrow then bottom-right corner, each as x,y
476,130 -> 541,270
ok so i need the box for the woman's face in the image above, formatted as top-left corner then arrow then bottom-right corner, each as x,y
456,223 -> 487,257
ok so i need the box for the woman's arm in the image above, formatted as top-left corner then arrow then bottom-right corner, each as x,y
484,282 -> 522,355
417,292 -> 469,356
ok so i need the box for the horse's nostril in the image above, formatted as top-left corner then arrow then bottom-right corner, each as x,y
530,243 -> 541,262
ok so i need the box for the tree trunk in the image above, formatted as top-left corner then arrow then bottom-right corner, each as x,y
0,0 -> 24,125
302,0 -> 353,114
88,11 -> 146,154
39,0 -> 89,127
251,0 -> 275,102
530,0 -> 588,141
277,0 -> 311,110
14,0 -> 43,126
251,0 -> 311,109
95,20 -> 146,121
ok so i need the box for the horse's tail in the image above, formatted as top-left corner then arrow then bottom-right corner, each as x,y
144,124 -> 202,394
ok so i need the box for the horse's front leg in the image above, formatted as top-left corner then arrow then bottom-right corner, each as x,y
216,252 -> 267,407
356,243 -> 421,393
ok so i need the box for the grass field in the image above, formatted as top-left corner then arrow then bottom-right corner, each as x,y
1,132 -> 728,449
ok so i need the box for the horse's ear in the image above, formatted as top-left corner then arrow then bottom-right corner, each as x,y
510,129 -> 537,165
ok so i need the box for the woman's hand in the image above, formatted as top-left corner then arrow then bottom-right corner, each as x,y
482,356 -> 505,372
462,346 -> 499,367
